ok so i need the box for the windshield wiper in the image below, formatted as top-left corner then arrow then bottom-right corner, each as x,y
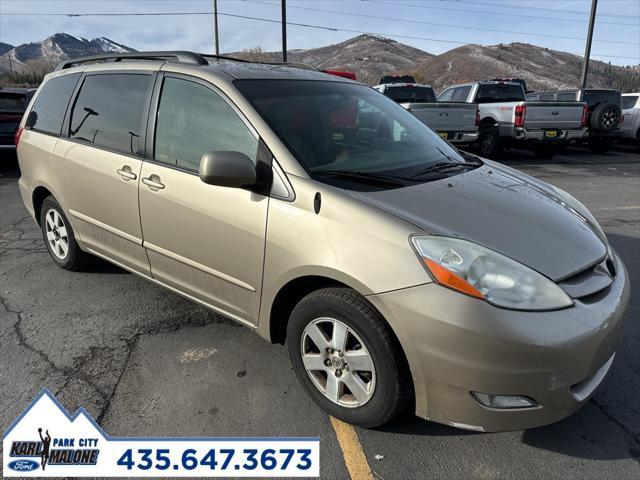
312,169 -> 407,187
411,152 -> 482,178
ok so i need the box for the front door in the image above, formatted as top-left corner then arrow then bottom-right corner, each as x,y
138,75 -> 269,325
53,72 -> 155,274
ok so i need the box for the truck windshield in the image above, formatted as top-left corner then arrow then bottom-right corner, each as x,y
475,84 -> 525,103
236,80 -> 471,188
384,86 -> 436,103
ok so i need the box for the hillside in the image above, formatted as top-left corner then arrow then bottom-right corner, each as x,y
0,33 -> 135,75
232,34 -> 434,85
1,33 -> 638,93
408,42 -> 640,92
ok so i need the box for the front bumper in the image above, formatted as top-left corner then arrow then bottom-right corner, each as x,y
367,253 -> 630,432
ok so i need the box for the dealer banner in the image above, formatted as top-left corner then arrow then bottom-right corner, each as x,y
3,389 -> 320,477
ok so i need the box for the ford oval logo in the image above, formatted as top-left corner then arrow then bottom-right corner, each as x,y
439,112 -> 449,117
8,459 -> 39,471
552,111 -> 560,116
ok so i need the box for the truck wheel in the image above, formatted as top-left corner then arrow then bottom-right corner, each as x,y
590,103 -> 620,133
478,127 -> 501,158
588,137 -> 612,154
287,287 -> 411,428
533,145 -> 557,159
39,196 -> 91,271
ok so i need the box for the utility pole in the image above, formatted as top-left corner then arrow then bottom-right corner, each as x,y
281,0 -> 287,62
213,0 -> 220,56
581,0 -> 598,88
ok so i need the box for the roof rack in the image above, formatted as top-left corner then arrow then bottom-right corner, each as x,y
54,51 -> 209,71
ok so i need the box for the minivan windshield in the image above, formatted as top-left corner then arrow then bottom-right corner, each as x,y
236,80 -> 478,189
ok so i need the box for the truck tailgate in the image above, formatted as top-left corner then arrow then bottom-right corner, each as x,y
405,102 -> 478,132
525,102 -> 585,130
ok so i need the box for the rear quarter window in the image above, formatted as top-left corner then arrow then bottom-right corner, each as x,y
28,73 -> 81,135
622,96 -> 638,110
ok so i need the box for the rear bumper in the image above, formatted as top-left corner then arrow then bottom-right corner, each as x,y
516,128 -> 588,142
367,252 -> 630,432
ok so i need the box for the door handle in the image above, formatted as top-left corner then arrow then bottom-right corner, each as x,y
142,175 -> 165,190
117,165 -> 137,181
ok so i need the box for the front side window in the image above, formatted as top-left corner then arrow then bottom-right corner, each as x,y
29,73 -> 80,135
451,86 -> 471,103
236,80 -> 478,189
475,84 -> 525,103
69,74 -> 152,155
154,77 -> 258,172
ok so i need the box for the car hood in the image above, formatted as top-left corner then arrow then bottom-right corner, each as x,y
349,161 -> 607,281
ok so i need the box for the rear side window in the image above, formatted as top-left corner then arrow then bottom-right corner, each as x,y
69,74 -> 152,156
451,86 -> 471,102
475,84 -> 525,103
0,93 -> 27,113
154,77 -> 258,172
557,93 -> 576,102
384,86 -> 436,103
29,73 -> 80,135
622,96 -> 638,110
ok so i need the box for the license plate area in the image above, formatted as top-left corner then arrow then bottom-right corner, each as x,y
438,132 -> 449,139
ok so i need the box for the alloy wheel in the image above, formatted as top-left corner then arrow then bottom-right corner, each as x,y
300,317 -> 376,408
45,208 -> 69,260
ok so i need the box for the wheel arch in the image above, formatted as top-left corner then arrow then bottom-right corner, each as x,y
32,185 -> 54,225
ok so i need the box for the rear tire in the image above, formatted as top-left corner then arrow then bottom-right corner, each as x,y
477,127 -> 501,158
590,103 -> 620,133
287,287 -> 411,428
40,196 -> 91,271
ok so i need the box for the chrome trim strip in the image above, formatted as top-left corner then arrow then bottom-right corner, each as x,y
143,241 -> 256,292
69,209 -> 142,245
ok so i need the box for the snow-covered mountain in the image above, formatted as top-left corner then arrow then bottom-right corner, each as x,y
0,33 -> 135,73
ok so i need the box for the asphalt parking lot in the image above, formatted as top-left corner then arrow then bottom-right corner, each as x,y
1,146 -> 639,479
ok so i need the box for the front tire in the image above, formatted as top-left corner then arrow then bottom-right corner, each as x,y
287,288 -> 411,428
40,196 -> 91,270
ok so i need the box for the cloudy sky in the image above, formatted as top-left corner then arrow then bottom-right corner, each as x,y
1,0 -> 639,66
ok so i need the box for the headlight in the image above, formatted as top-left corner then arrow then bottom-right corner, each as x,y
411,236 -> 573,311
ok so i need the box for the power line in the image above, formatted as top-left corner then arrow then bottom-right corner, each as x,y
362,0 -> 638,27
241,0 -> 640,46
3,10 -> 639,60
462,0 -> 637,19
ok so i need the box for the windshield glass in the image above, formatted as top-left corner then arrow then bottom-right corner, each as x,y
236,80 -> 471,188
385,86 -> 436,103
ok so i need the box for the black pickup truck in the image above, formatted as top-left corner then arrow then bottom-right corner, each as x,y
526,89 -> 622,153
0,87 -> 36,152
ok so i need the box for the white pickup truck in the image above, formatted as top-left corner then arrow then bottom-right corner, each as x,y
438,81 -> 588,158
373,83 -> 479,146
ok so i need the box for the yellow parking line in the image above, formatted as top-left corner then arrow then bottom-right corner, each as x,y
329,417 -> 373,480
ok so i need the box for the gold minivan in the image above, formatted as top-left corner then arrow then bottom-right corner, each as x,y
17,52 -> 629,431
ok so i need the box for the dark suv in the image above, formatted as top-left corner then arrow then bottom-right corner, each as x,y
0,87 -> 35,152
526,89 -> 622,153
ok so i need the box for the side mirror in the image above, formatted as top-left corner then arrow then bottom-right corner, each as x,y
25,111 -> 38,129
199,151 -> 257,188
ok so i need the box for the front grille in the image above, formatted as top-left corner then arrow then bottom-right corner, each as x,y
557,256 -> 614,300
